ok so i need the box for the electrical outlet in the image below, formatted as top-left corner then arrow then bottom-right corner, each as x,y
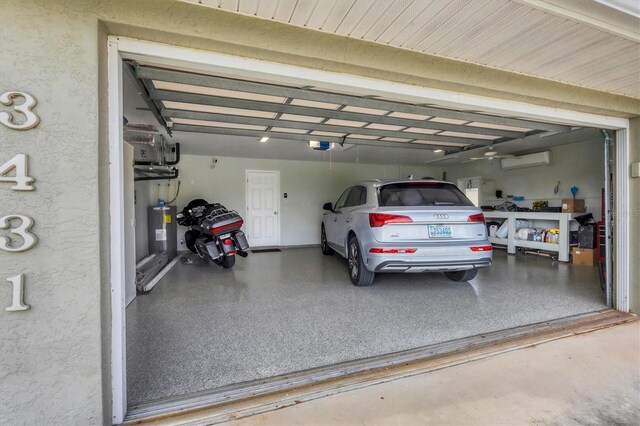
631,162 -> 640,178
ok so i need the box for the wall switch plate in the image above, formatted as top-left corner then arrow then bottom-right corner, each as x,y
631,162 -> 640,178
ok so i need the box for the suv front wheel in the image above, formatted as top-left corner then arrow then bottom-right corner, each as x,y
321,225 -> 334,255
348,235 -> 375,287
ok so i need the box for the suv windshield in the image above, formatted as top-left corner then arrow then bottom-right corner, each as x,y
378,182 -> 474,207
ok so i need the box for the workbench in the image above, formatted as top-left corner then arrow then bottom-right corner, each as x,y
483,211 -> 581,262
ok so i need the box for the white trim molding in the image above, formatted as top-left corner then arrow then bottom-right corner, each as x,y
615,128 -> 630,312
107,37 -> 127,425
107,36 -> 633,422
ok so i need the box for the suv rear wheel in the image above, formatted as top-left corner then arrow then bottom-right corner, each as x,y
348,235 -> 375,287
444,269 -> 478,282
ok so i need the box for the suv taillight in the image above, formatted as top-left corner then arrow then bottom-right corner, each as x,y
369,213 -> 413,227
467,213 -> 485,223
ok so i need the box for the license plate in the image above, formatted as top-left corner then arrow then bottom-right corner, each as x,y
428,224 -> 453,238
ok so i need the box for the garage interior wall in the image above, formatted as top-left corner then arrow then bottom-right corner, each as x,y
136,135 -> 606,252
136,155 -> 441,249
1,0 -> 637,424
445,138 -> 605,219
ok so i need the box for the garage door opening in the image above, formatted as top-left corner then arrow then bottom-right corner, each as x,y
108,38 -> 630,422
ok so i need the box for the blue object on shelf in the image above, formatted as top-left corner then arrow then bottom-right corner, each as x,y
512,196 -> 525,201
570,186 -> 579,199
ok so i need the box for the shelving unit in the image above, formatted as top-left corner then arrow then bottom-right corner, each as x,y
484,211 -> 581,262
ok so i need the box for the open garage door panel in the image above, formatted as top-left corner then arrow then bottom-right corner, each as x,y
121,59 -> 612,414
126,60 -> 571,154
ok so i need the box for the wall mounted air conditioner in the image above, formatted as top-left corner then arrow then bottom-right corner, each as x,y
501,151 -> 551,170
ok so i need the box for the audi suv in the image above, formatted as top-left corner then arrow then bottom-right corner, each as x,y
321,179 -> 492,286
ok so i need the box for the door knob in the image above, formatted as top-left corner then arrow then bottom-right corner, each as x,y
274,211 -> 278,215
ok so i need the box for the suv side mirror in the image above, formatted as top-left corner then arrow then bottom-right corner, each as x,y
323,202 -> 333,212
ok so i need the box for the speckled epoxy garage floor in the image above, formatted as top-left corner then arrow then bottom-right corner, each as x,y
126,248 -> 605,406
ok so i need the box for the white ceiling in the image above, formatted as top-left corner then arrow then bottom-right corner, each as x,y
182,0 -> 640,98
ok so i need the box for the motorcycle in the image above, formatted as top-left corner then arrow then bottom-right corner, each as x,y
176,199 -> 249,268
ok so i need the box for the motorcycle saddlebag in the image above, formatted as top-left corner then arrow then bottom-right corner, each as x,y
205,240 -> 222,259
234,231 -> 249,251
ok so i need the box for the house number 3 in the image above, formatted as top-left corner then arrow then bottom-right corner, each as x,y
1,90 -> 40,312
0,91 -> 40,130
0,215 -> 38,252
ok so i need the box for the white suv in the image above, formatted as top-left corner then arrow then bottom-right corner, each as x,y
321,179 -> 492,286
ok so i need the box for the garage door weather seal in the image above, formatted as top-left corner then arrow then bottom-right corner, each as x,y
123,309 -> 635,423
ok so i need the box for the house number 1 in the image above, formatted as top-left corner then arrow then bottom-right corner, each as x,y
5,274 -> 29,311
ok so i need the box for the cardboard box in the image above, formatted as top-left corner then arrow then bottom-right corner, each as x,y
572,247 -> 596,266
562,198 -> 585,213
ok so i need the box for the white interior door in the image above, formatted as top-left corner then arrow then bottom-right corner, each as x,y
246,170 -> 280,247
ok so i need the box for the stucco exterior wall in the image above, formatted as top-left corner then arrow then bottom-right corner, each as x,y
0,0 -> 637,424
0,1 -> 104,424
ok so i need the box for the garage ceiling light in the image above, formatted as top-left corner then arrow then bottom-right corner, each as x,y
260,137 -> 269,143
438,131 -> 500,140
290,99 -> 340,109
162,101 -> 278,119
279,113 -> 325,123
430,117 -> 470,125
366,123 -> 405,131
342,106 -> 388,115
152,80 -> 287,103
325,119 -> 368,127
433,149 -> 443,153
171,118 -> 266,131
